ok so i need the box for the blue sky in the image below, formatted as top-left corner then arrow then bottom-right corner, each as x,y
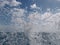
0,0 -> 60,32
16,0 -> 60,10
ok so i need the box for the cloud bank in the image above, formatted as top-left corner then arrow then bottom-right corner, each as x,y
0,0 -> 60,33
0,0 -> 21,7
29,9 -> 60,32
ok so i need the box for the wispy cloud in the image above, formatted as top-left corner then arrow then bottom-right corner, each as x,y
0,7 -> 60,32
28,8 -> 60,32
0,0 -> 22,7
0,0 -> 60,33
10,8 -> 32,32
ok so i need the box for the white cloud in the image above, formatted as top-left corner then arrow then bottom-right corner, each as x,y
28,8 -> 60,45
0,2 -> 60,33
0,0 -> 9,7
41,12 -> 52,20
5,8 -> 60,33
11,8 -> 25,17
0,0 -> 22,7
10,8 -> 32,32
30,4 -> 40,9
0,25 -> 17,32
11,8 -> 26,26
30,4 -> 37,8
0,7 -> 25,32
28,8 -> 60,33
8,0 -> 22,6
28,11 -> 41,24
